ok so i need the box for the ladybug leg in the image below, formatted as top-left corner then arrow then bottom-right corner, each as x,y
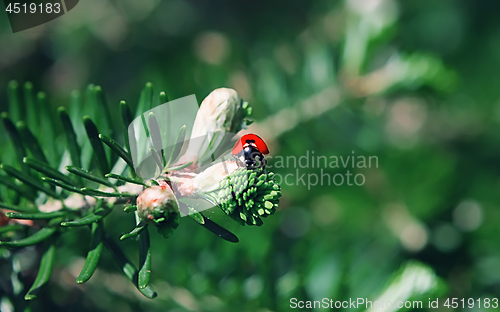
232,153 -> 245,168
259,155 -> 267,169
249,151 -> 266,170
253,154 -> 266,169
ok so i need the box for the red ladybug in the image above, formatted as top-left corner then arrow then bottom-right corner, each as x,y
232,134 -> 269,169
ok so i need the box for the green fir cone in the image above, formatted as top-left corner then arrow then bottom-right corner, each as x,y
205,168 -> 281,226
136,184 -> 180,238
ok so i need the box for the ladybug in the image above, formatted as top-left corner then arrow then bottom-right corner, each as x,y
232,134 -> 269,169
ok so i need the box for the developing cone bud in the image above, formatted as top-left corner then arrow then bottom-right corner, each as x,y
192,160 -> 240,193
180,88 -> 252,165
191,88 -> 250,135
137,184 -> 179,225
170,160 -> 240,198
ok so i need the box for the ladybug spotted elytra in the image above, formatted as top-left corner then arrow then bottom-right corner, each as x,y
232,134 -> 269,169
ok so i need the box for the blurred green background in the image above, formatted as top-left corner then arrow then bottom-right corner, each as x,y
2,0 -> 500,311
